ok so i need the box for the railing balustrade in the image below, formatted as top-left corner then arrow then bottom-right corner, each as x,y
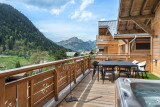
0,56 -> 90,107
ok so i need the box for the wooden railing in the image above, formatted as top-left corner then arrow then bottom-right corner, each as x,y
0,56 -> 90,107
90,54 -> 151,72
96,35 -> 112,41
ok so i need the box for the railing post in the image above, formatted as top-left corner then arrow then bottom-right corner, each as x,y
73,59 -> 77,83
55,64 -> 59,101
29,79 -> 34,107
88,56 -> 90,70
126,55 -> 129,61
0,78 -> 5,107
83,57 -> 85,75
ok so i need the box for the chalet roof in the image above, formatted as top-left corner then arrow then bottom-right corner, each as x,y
98,20 -> 118,37
118,0 -> 160,36
66,52 -> 77,56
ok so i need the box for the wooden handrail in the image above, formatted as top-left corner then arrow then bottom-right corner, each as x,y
0,56 -> 89,78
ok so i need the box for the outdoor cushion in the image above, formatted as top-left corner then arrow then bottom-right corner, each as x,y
132,60 -> 139,64
137,61 -> 146,71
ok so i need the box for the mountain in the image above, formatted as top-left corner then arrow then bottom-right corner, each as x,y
0,3 -> 67,56
57,37 -> 96,52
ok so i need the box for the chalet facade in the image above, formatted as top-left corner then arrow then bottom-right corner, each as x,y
96,21 -> 118,54
96,0 -> 160,77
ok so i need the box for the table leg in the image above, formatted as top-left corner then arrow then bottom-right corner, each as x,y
98,66 -> 99,81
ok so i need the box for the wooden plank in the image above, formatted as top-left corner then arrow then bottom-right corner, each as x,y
29,80 -> 34,107
34,92 -> 54,107
34,84 -> 54,103
119,14 -> 155,20
5,85 -> 17,107
34,77 -> 54,94
55,65 -> 59,101
74,59 -> 77,83
0,78 -> 5,107
59,71 -> 115,107
34,71 -> 53,84
18,81 -> 27,107
83,57 -> 85,75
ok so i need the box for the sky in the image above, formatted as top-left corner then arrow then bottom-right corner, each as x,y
0,0 -> 119,42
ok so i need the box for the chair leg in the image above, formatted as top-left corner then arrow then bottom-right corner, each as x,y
103,72 -> 105,84
145,72 -> 148,79
113,73 -> 115,81
118,72 -> 120,77
141,72 -> 144,79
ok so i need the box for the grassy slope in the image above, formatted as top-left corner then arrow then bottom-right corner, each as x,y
0,56 -> 31,70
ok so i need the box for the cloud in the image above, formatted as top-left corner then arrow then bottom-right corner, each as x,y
79,11 -> 93,21
1,0 -> 75,15
71,0 -> 94,21
34,20 -> 96,42
71,10 -> 80,19
51,9 -> 61,15
80,0 -> 94,11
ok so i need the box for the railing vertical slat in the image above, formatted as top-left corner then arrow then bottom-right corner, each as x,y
83,57 -> 85,75
74,59 -> 77,83
29,79 -> 34,107
0,78 -> 5,107
18,81 -> 27,107
55,64 -> 59,101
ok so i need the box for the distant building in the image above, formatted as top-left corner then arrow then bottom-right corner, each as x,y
80,51 -> 93,56
66,52 -> 78,57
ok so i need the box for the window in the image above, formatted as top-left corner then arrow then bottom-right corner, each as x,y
136,43 -> 150,50
99,49 -> 104,52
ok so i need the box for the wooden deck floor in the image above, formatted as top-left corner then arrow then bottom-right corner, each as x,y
58,71 -> 116,107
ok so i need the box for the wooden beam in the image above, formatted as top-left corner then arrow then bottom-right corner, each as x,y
146,19 -> 151,25
130,0 -> 135,16
122,39 -> 127,44
119,14 -> 155,21
126,21 -> 129,30
140,0 -> 148,15
132,19 -> 154,36
118,29 -> 145,34
105,29 -> 109,35
152,0 -> 160,13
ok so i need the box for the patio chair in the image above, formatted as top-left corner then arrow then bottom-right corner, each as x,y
92,61 -> 102,79
102,65 -> 115,83
132,60 -> 139,64
132,60 -> 139,76
118,66 -> 132,78
134,61 -> 148,79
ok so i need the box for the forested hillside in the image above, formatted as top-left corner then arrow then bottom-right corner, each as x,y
0,3 -> 67,56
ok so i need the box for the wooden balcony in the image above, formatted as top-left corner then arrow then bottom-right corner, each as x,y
96,35 -> 112,41
96,35 -> 118,45
0,56 -> 90,107
0,54 -> 152,107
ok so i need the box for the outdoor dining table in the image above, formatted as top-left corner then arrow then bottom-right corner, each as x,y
97,60 -> 138,81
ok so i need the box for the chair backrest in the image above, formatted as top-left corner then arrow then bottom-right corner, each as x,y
132,60 -> 139,64
92,61 -> 99,68
137,61 -> 146,71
